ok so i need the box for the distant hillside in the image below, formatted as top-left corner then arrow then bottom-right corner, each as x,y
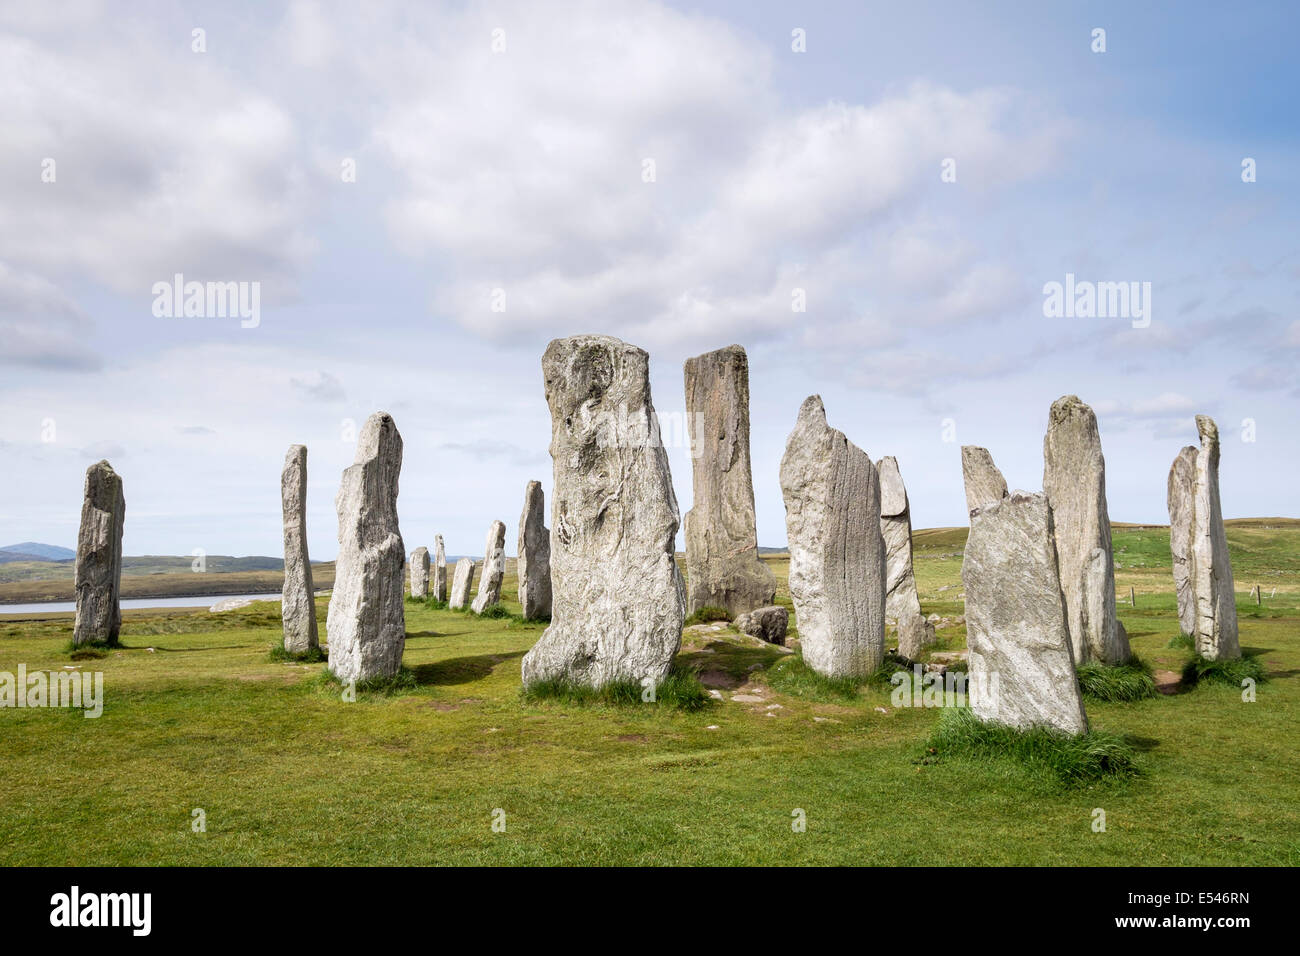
0,542 -> 74,562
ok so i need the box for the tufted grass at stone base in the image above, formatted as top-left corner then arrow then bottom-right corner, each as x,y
315,664 -> 418,697
922,708 -> 1141,787
268,643 -> 327,664
1167,632 -> 1195,649
521,665 -> 710,712
1077,657 -> 1158,702
766,652 -> 912,703
1181,653 -> 1267,689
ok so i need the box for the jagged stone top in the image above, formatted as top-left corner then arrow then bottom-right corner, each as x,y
876,455 -> 909,517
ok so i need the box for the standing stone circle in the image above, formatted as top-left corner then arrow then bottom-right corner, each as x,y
433,535 -> 448,602
1042,396 -> 1129,665
409,546 -> 431,599
961,445 -> 1008,516
521,335 -> 686,689
683,345 -> 776,617
876,455 -> 934,661
471,520 -> 506,614
73,460 -> 125,646
779,395 -> 886,678
326,412 -> 406,685
280,444 -> 318,654
449,557 -> 476,610
1169,416 -> 1240,660
517,481 -> 552,620
962,491 -> 1089,736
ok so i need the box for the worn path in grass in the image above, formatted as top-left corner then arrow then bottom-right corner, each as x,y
1,526 -> 1298,865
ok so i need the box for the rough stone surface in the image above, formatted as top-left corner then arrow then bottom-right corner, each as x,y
962,491 -> 1089,736
683,345 -> 776,617
279,444 -> 318,653
517,481 -> 552,620
1169,417 -> 1240,660
73,460 -> 125,646
326,413 -> 406,684
876,455 -> 934,660
734,605 -> 789,645
409,546 -> 430,599
471,520 -> 507,614
961,446 -> 1008,515
432,535 -> 447,602
1167,446 -> 1197,636
1042,395 -> 1129,665
779,395 -> 886,678
521,335 -> 686,688
449,557 -> 476,610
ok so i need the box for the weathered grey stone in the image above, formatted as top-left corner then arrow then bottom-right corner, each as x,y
449,557 -> 475,610
517,481 -> 552,620
962,491 -> 1089,735
961,445 -> 1008,515
521,335 -> 685,688
1168,446 -> 1197,636
1170,416 -> 1240,660
471,520 -> 506,614
326,412 -> 406,684
779,395 -> 886,678
73,460 -> 125,646
280,444 -> 318,653
876,455 -> 934,660
1042,395 -> 1129,664
432,535 -> 447,602
409,546 -> 430,599
734,605 -> 789,645
683,345 -> 776,617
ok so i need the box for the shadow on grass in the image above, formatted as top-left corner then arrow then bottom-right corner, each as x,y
676,639 -> 786,687
410,650 -> 525,686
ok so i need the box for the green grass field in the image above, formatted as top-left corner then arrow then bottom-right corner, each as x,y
1,521 -> 1297,865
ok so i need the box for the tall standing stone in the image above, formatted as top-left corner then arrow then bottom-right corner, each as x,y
683,345 -> 776,617
471,520 -> 506,613
876,456 -> 934,660
432,535 -> 448,602
1167,446 -> 1197,636
326,412 -> 406,684
409,546 -> 430,599
1042,396 -> 1129,665
517,481 -> 552,620
73,460 -> 125,646
962,491 -> 1089,736
521,335 -> 686,688
449,557 -> 475,609
1168,416 -> 1240,660
280,445 -> 318,654
961,445 -> 1008,515
779,395 -> 886,678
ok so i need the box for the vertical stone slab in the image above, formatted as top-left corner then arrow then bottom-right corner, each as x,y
683,345 -> 776,617
73,460 -> 125,646
326,412 -> 406,684
962,491 -> 1089,736
280,444 -> 318,653
1190,416 -> 1240,660
779,395 -> 886,678
521,335 -> 686,688
1167,446 -> 1197,636
433,535 -> 448,602
876,456 -> 934,660
1042,395 -> 1128,664
517,480 -> 552,620
961,445 -> 1008,516
471,520 -> 506,613
449,557 -> 475,609
409,546 -> 430,598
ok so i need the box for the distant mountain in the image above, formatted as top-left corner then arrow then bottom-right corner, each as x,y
0,542 -> 74,562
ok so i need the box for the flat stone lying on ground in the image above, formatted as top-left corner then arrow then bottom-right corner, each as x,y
73,459 -> 125,647
449,557 -> 476,610
876,455 -> 934,661
471,520 -> 506,613
326,412 -> 406,685
961,491 -> 1089,736
517,481 -> 552,620
779,395 -> 886,678
683,345 -> 776,618
409,546 -> 430,599
280,444 -> 319,654
521,334 -> 685,688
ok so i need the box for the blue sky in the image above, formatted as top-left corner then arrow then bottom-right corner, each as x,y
1,0 -> 1296,559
